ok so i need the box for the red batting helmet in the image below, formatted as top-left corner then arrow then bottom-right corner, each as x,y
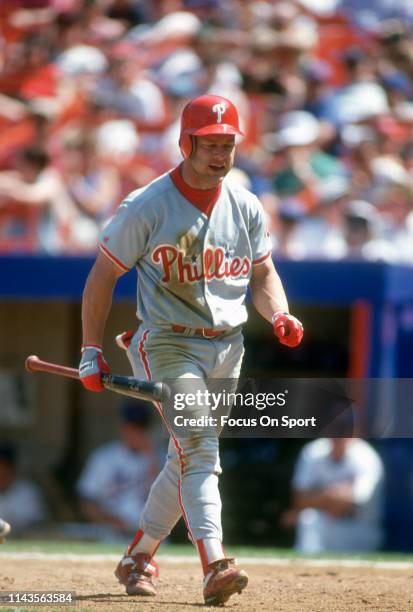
179,94 -> 243,158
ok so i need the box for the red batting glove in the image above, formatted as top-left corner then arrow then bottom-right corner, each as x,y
79,346 -> 110,392
272,311 -> 304,348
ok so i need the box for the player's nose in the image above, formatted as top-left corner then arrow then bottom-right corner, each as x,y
212,147 -> 229,162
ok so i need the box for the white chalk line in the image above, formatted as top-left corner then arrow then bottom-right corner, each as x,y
0,552 -> 412,570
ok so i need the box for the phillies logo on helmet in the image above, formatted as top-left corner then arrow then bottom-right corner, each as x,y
212,102 -> 227,124
152,244 -> 251,284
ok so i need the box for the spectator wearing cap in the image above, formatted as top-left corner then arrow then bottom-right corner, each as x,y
76,402 -> 159,540
325,77 -> 389,131
340,124 -> 381,196
272,197 -> 308,260
265,111 -> 346,211
0,444 -> 47,535
342,200 -> 398,262
92,56 -> 167,127
291,175 -> 350,260
369,161 -> 413,264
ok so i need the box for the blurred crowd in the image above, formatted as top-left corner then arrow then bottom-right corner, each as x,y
1,0 -> 413,262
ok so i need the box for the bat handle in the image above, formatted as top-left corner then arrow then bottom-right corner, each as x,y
101,373 -> 169,402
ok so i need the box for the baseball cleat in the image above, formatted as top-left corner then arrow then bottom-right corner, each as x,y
203,558 -> 248,606
0,519 -> 11,544
114,552 -> 159,596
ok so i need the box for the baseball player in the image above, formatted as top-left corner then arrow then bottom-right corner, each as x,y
79,95 -> 303,606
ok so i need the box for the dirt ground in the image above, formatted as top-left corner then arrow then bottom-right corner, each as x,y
1,559 -> 413,612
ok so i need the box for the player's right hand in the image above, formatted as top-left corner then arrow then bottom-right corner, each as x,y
79,346 -> 110,392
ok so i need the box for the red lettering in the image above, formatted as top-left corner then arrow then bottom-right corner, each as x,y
241,258 -> 251,276
152,244 -> 252,283
177,252 -> 199,283
204,248 -> 214,280
151,245 -> 178,282
230,258 -> 242,276
214,247 -> 225,279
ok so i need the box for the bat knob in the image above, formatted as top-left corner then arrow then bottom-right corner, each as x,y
25,355 -> 40,372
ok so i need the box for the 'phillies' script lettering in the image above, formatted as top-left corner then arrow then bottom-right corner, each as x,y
152,245 -> 251,283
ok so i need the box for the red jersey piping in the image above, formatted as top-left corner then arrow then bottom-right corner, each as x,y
99,243 -> 130,272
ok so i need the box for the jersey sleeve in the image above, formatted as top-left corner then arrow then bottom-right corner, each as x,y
249,196 -> 273,265
99,197 -> 150,271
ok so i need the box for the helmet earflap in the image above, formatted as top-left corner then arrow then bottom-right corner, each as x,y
179,133 -> 193,159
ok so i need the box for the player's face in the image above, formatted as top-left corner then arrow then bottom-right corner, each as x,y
189,134 -> 236,187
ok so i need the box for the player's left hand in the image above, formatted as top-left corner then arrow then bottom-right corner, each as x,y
79,346 -> 110,391
272,311 -> 303,348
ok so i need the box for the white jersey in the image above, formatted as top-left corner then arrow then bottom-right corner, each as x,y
293,438 -> 384,553
100,171 -> 271,329
77,441 -> 155,530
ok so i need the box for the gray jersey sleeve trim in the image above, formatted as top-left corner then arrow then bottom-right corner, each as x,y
252,250 -> 272,265
99,243 -> 130,272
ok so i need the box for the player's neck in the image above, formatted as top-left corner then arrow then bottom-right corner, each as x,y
181,161 -> 222,191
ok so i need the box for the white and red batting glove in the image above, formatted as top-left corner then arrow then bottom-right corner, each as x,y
79,345 -> 110,392
272,311 -> 304,348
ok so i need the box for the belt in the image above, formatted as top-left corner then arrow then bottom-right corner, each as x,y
171,325 -> 225,338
